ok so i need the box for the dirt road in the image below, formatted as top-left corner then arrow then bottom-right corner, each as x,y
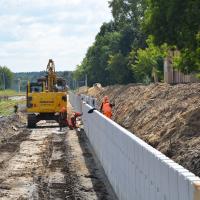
0,116 -> 116,200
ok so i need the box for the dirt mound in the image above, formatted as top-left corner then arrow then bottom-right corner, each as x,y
0,113 -> 26,144
92,83 -> 200,177
77,84 -> 103,96
78,86 -> 89,94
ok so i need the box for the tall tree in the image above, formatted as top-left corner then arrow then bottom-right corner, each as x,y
130,36 -> 167,83
144,0 -> 200,72
74,22 -> 125,86
109,0 -> 146,28
74,0 -> 148,86
0,66 -> 13,89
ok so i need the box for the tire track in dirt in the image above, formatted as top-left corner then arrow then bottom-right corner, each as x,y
0,117 -> 116,200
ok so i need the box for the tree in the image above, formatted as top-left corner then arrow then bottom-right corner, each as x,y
130,36 -> 168,83
109,0 -> 147,49
109,0 -> 146,28
74,0 -> 148,86
0,66 -> 13,89
144,0 -> 200,72
108,52 -> 133,84
74,22 -> 128,86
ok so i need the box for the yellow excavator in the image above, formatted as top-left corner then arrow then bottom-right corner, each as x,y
26,59 -> 67,128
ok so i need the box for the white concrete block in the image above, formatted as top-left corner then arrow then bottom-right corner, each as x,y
70,93 -> 200,200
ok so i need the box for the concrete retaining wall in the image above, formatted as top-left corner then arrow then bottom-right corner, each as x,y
69,92 -> 200,200
80,94 -> 97,108
68,92 -> 82,113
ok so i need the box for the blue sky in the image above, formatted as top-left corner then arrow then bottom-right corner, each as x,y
0,0 -> 112,72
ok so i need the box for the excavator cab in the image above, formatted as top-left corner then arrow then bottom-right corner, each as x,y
29,82 -> 44,93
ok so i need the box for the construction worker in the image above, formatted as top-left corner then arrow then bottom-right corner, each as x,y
68,112 -> 82,130
14,104 -> 18,113
100,96 -> 114,119
59,106 -> 67,131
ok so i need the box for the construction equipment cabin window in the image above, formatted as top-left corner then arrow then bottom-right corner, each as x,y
30,83 -> 43,93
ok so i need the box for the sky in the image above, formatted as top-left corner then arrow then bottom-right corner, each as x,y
0,0 -> 112,72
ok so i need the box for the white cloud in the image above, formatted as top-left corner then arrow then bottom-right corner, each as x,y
0,0 -> 112,72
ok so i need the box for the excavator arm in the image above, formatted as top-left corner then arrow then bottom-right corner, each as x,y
46,59 -> 57,92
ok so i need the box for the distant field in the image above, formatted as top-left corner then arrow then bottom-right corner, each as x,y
0,99 -> 26,116
0,90 -> 25,97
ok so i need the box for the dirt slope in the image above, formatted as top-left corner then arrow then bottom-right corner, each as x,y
88,83 -> 200,177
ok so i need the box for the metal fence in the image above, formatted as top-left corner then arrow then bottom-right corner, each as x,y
164,57 -> 200,84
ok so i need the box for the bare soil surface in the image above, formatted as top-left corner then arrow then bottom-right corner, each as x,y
0,114 -> 27,145
86,83 -> 200,177
0,111 -> 116,199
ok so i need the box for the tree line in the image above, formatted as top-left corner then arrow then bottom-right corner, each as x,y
14,71 -> 73,91
74,0 -> 200,86
0,66 -> 13,90
0,69 -> 73,92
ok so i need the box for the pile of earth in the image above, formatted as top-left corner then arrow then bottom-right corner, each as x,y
77,86 -> 88,94
0,113 -> 27,144
86,83 -> 200,177
79,83 -> 103,96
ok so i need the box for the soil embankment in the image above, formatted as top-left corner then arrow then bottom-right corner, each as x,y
86,83 -> 200,177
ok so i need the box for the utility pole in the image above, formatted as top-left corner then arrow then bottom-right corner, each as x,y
73,80 -> 76,90
18,78 -> 21,93
77,80 -> 79,92
75,80 -> 78,90
2,72 -> 5,90
85,74 -> 88,88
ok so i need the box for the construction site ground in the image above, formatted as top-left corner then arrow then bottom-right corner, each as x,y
84,83 -> 200,177
0,82 -> 199,199
0,104 -> 117,199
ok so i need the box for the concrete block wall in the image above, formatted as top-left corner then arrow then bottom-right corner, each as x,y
69,92 -> 97,112
80,94 -> 97,108
68,92 -> 82,113
69,92 -> 200,200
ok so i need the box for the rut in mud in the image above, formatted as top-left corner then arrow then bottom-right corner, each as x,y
0,116 -> 116,200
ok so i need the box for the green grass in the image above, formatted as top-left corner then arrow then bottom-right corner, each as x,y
0,89 -> 25,97
0,99 -> 25,116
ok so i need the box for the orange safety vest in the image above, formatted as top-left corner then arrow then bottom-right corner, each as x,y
102,102 -> 112,118
60,107 -> 67,113
60,107 -> 67,121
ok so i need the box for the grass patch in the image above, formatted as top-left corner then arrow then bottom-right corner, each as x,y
0,89 -> 25,97
0,99 -> 26,116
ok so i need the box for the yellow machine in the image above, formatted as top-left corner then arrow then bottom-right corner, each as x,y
26,59 -> 67,128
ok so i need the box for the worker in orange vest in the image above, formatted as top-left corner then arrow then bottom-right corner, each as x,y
100,96 -> 114,119
59,106 -> 67,131
59,106 -> 83,130
68,112 -> 82,130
